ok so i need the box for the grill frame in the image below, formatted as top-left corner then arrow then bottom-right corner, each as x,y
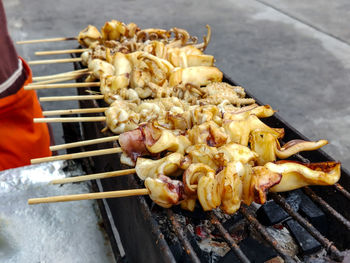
68,58 -> 350,262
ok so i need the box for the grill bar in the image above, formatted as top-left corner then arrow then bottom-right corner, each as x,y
270,193 -> 344,261
303,187 -> 350,230
166,210 -> 201,263
334,183 -> 350,201
240,206 -> 295,263
210,213 -> 250,263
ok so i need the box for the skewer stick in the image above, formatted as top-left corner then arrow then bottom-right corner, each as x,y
34,116 -> 106,123
25,82 -> 100,90
31,147 -> 122,164
43,107 -> 108,116
28,57 -> 82,65
28,188 -> 149,204
33,68 -> 89,81
50,135 -> 119,151
16,37 -> 77,44
35,48 -> 89,56
30,75 -> 87,85
51,168 -> 136,184
39,95 -> 104,102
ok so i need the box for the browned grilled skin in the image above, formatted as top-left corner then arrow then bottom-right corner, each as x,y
276,160 -> 341,173
158,174 -> 186,203
119,123 -> 163,161
252,166 -> 282,204
280,139 -> 305,149
142,123 -> 162,147
118,127 -> 150,161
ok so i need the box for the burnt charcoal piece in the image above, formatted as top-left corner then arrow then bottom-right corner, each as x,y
256,200 -> 289,226
257,193 -> 301,226
172,204 -> 208,221
285,190 -> 302,212
285,219 -> 321,255
219,236 -> 277,263
222,213 -> 244,230
212,213 -> 244,236
296,190 -> 328,236
186,229 -> 223,263
168,242 -> 187,262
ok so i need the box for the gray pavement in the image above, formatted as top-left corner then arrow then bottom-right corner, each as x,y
3,0 -> 350,171
259,0 -> 350,43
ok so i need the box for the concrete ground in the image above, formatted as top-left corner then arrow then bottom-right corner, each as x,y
3,0 -> 350,171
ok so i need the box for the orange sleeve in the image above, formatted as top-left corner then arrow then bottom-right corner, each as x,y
0,58 -> 52,171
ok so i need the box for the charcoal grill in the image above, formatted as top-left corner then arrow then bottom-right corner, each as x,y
58,58 -> 350,263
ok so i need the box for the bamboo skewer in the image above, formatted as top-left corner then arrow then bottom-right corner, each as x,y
29,75 -> 87,85
50,135 -> 119,151
25,82 -> 100,90
51,168 -> 136,184
16,37 -> 77,44
34,116 -> 106,123
35,48 -> 89,56
33,69 -> 89,81
43,107 -> 108,116
28,188 -> 149,204
39,95 -> 104,102
31,147 -> 122,164
28,57 -> 82,65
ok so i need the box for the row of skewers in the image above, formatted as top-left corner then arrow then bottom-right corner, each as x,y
20,20 -> 341,215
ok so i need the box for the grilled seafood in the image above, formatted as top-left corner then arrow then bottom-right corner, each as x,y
250,130 -> 328,165
143,158 -> 340,213
269,161 -> 341,192
74,20 -> 341,215
118,115 -> 327,168
104,98 -> 268,135
145,174 -> 185,208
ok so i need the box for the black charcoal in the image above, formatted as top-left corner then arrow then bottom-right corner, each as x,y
257,193 -> 301,226
219,236 -> 277,263
294,190 -> 328,235
285,190 -> 302,212
285,219 -> 321,255
256,200 -> 289,226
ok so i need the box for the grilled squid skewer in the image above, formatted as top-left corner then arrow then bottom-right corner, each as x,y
97,56 -> 227,104
157,160 -> 340,213
169,66 -> 223,88
105,100 -> 271,135
77,25 -> 102,48
117,111 -> 329,169
145,160 -> 281,213
268,161 -> 341,192
250,130 -> 329,165
30,159 -> 340,213
135,153 -> 185,180
88,59 -> 115,80
118,122 -> 191,166
145,175 -> 185,208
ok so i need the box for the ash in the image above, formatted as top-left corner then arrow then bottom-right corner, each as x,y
197,238 -> 230,258
0,161 -> 115,263
154,206 -> 231,262
265,225 -> 299,257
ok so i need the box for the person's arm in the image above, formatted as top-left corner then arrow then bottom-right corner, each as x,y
0,0 -> 52,171
0,0 -> 28,98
